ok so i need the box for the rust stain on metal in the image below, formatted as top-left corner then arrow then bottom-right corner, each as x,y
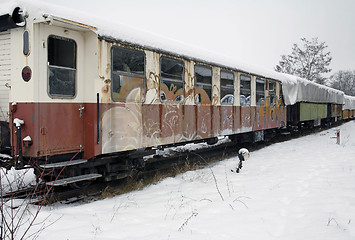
54,17 -> 97,31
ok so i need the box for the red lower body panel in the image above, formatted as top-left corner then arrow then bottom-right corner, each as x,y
10,102 -> 286,160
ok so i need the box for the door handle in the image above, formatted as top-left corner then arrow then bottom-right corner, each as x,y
79,105 -> 85,117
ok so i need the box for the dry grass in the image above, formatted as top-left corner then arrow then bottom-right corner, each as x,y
99,160 -> 199,199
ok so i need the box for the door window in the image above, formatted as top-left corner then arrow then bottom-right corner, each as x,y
48,35 -> 77,98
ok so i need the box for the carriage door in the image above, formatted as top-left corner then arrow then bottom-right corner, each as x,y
38,24 -> 85,158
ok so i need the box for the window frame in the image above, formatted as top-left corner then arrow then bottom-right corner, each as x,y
159,56 -> 185,103
194,64 -> 212,105
240,74 -> 251,106
256,77 -> 265,106
220,69 -> 235,105
110,45 -> 146,103
268,79 -> 277,106
47,35 -> 77,99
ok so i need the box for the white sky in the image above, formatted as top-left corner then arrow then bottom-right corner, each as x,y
5,0 -> 355,74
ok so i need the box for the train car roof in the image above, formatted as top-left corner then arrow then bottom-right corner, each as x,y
343,95 -> 355,110
280,74 -> 344,105
0,0 -> 346,105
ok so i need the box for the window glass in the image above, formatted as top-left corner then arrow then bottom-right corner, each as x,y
195,64 -> 212,104
240,74 -> 251,106
220,70 -> 234,105
23,30 -> 29,56
111,46 -> 145,102
269,80 -> 277,105
279,83 -> 284,105
160,56 -> 184,102
256,78 -> 265,106
48,36 -> 76,97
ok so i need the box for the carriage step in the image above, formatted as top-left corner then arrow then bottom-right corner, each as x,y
40,159 -> 88,169
46,173 -> 102,186
281,132 -> 291,135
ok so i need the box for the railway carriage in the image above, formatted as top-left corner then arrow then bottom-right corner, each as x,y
0,2 -> 353,186
280,77 -> 344,129
343,95 -> 355,120
0,3 -> 287,184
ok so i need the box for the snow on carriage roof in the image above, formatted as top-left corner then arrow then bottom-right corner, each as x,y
279,74 -> 344,105
343,95 -> 355,110
1,0 -> 345,105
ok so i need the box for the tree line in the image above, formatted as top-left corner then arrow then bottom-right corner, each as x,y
275,37 -> 355,96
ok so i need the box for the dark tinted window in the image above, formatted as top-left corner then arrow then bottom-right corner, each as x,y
48,36 -> 76,97
112,47 -> 144,74
23,30 -> 29,56
111,46 -> 145,102
160,56 -> 184,102
48,36 -> 76,68
279,83 -> 284,105
220,70 -> 234,105
269,80 -> 277,105
240,74 -> 251,106
256,78 -> 265,105
195,64 -> 212,104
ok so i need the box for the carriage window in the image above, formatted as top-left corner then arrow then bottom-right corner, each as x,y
269,80 -> 277,105
220,70 -> 234,105
240,74 -> 251,106
256,78 -> 265,106
48,36 -> 76,97
279,83 -> 284,105
160,56 -> 184,102
111,46 -> 145,102
195,64 -> 212,104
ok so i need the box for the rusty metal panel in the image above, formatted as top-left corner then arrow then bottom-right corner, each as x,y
10,103 -> 36,157
240,106 -> 253,133
196,105 -> 212,139
233,106 -> 241,132
10,102 -> 87,158
220,105 -> 233,135
254,105 -> 264,131
38,103 -> 84,156
212,106 -> 220,136
160,103 -> 183,143
142,103 -> 160,145
82,103 -> 101,160
182,105 -> 196,141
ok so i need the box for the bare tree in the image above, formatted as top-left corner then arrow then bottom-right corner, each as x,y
0,166 -> 56,240
275,37 -> 332,84
328,70 -> 355,96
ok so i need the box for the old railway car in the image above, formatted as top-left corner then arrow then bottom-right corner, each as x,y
280,77 -> 344,129
343,95 -> 355,120
0,4 -> 286,184
0,3 -> 352,185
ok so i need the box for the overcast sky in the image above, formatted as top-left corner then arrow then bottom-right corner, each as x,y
7,0 -> 355,75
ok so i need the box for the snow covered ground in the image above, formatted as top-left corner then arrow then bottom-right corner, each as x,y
20,121 -> 355,239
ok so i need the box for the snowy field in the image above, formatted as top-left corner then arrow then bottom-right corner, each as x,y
20,121 -> 355,239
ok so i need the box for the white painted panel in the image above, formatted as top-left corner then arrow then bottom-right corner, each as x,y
0,31 -> 10,122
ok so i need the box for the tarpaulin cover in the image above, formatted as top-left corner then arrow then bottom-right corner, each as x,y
343,95 -> 355,110
279,74 -> 344,105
